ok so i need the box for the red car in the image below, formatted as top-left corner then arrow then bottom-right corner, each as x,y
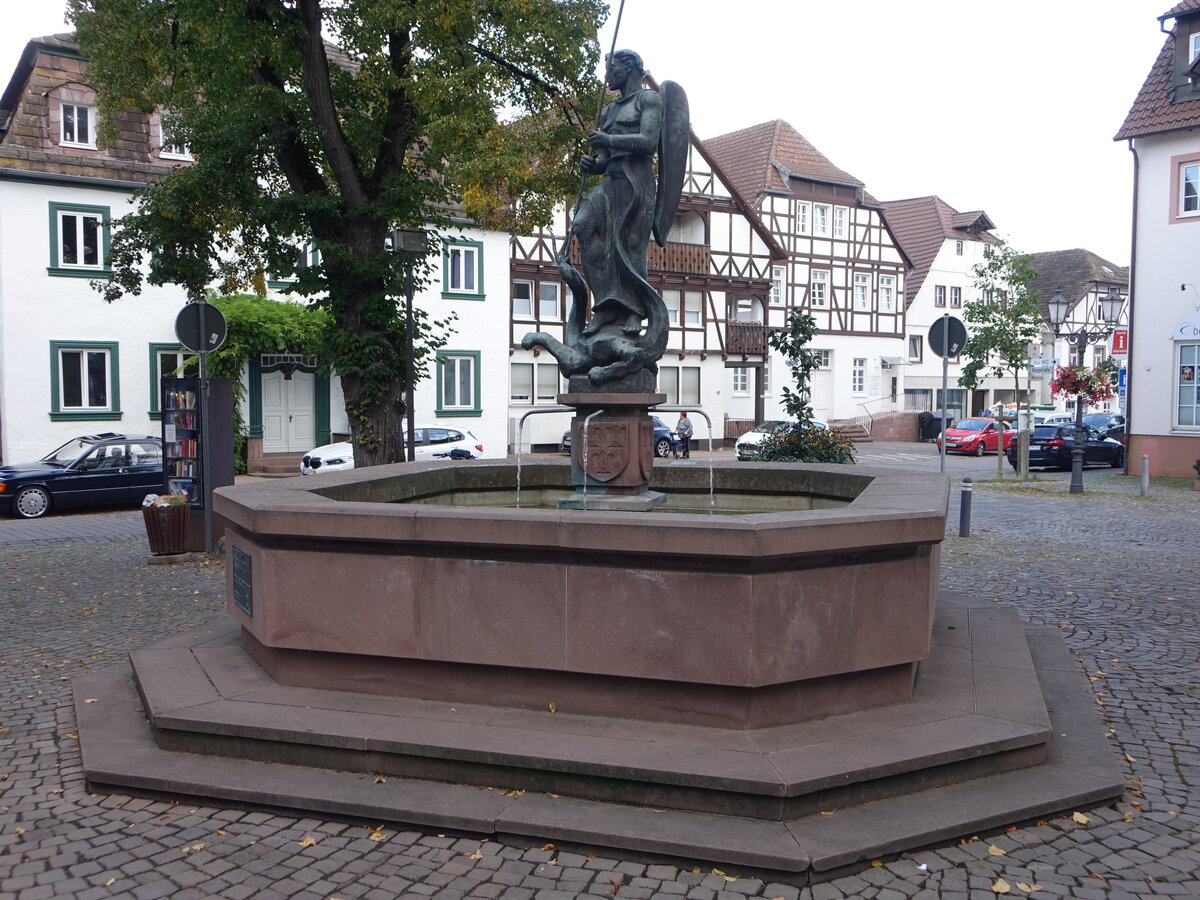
936,417 -> 1016,456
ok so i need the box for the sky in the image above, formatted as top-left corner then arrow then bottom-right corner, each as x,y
0,1 -> 1172,265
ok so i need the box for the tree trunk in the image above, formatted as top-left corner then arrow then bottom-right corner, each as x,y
341,369 -> 409,468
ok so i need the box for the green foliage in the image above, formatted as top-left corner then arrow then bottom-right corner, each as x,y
959,240 -> 1045,391
69,0 -> 606,464
757,425 -> 857,465
758,309 -> 857,465
766,310 -> 822,429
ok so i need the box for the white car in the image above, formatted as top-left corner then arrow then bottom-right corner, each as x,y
1041,413 -> 1075,425
735,419 -> 828,461
300,427 -> 483,474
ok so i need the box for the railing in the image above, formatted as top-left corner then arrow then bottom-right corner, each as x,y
725,323 -> 769,355
647,241 -> 709,275
853,396 -> 905,436
567,239 -> 710,275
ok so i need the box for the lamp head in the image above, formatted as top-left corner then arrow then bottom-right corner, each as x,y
1046,288 -> 1069,329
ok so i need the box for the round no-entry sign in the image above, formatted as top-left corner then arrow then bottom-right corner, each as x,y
927,315 -> 967,358
175,302 -> 228,353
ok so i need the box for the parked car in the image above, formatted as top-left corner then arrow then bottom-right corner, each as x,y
735,419 -> 829,461
935,418 -> 1016,456
1006,424 -> 1125,470
300,427 -> 483,474
0,433 -> 164,519
1041,412 -> 1075,425
1082,412 -> 1126,442
561,416 -> 677,458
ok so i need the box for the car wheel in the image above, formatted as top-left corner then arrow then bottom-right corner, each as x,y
973,442 -> 985,457
655,438 -> 672,458
13,485 -> 52,519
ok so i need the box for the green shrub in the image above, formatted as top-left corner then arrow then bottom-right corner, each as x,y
757,424 -> 857,465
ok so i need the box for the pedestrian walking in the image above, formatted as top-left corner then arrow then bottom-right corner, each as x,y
675,411 -> 693,459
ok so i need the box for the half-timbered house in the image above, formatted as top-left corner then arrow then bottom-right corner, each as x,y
508,134 -> 787,450
881,196 -> 1006,419
703,120 -> 911,430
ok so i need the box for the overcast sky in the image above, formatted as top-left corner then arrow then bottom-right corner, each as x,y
1,1 -> 1170,265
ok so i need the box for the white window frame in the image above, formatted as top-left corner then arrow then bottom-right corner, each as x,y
683,290 -> 702,326
795,202 -> 810,235
810,349 -> 831,369
159,118 -> 192,160
442,241 -> 484,298
658,365 -> 701,406
908,335 -> 923,362
851,357 -> 867,394
813,204 -> 830,237
934,285 -> 946,307
513,279 -> 534,318
853,273 -> 870,311
436,351 -> 480,416
537,282 -> 560,320
955,240 -> 964,256
732,367 -> 749,395
880,275 -> 896,313
51,340 -> 120,421
810,270 -> 829,307
1176,342 -> 1199,428
664,289 -> 680,324
1181,162 -> 1200,217
1191,31 -> 1200,62
950,286 -> 962,308
510,362 -> 534,403
832,207 -> 847,239
770,266 -> 785,303
60,101 -> 96,148
49,203 -> 110,275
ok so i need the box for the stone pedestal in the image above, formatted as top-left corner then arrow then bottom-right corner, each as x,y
558,392 -> 666,511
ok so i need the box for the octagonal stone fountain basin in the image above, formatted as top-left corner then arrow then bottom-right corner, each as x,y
214,460 -> 948,729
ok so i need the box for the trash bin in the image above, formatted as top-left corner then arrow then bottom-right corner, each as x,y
919,412 -> 952,441
142,500 -> 190,555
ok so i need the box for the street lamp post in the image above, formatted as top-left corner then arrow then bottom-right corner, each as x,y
1046,287 -> 1123,495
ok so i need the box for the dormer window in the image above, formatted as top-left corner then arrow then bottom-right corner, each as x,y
61,102 -> 96,148
1191,31 -> 1200,62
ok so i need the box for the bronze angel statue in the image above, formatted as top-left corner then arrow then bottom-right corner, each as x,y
522,50 -> 689,391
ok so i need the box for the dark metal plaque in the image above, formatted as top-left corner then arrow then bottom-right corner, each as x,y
232,545 -> 252,616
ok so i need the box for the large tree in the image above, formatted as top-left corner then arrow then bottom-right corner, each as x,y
69,0 -> 605,465
959,239 -> 1045,476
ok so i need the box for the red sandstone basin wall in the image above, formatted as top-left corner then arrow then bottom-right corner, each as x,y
216,461 -> 947,691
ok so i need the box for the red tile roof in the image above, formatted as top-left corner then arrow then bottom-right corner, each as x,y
1160,1 -> 1200,20
1115,16 -> 1200,139
703,120 -> 863,204
879,196 -> 996,301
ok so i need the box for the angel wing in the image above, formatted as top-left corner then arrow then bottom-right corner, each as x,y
652,80 -> 690,248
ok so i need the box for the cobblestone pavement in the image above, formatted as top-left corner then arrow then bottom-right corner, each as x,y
2,462 -> 1199,899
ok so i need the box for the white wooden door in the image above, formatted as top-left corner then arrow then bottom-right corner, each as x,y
261,371 -> 317,452
810,369 -> 832,420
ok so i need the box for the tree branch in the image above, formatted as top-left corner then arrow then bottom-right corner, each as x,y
371,28 -> 419,191
464,40 -> 589,134
294,0 -> 368,209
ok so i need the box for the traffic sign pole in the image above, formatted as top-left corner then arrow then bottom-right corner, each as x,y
940,314 -> 948,474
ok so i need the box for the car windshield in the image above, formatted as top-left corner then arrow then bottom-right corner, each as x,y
755,421 -> 792,434
1030,426 -> 1064,438
952,419 -> 991,431
41,438 -> 96,466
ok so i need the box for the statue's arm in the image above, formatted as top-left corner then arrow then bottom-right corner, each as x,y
590,91 -> 663,155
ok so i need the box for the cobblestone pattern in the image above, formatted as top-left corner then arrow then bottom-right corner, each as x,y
2,479 -> 1199,898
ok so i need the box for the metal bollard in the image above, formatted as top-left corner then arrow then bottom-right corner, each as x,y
1140,454 -> 1150,497
959,477 -> 973,537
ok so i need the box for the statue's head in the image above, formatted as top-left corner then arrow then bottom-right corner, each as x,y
607,49 -> 644,88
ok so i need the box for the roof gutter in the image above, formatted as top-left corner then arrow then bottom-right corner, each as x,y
1123,138 -> 1139,476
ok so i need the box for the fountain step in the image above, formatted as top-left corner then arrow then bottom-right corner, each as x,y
74,595 -> 1122,877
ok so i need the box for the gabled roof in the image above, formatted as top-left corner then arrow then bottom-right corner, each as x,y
1027,249 -> 1129,320
879,196 -> 997,300
1115,8 -> 1200,140
703,120 -> 864,203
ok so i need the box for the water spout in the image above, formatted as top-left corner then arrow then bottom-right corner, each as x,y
514,407 -> 572,509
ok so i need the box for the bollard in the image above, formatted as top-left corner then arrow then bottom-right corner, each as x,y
1140,454 -> 1150,497
959,477 -> 973,537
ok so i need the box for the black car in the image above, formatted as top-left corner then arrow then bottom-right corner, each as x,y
561,416 -> 678,458
0,433 -> 164,519
1082,412 -> 1126,442
1006,424 -> 1124,471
